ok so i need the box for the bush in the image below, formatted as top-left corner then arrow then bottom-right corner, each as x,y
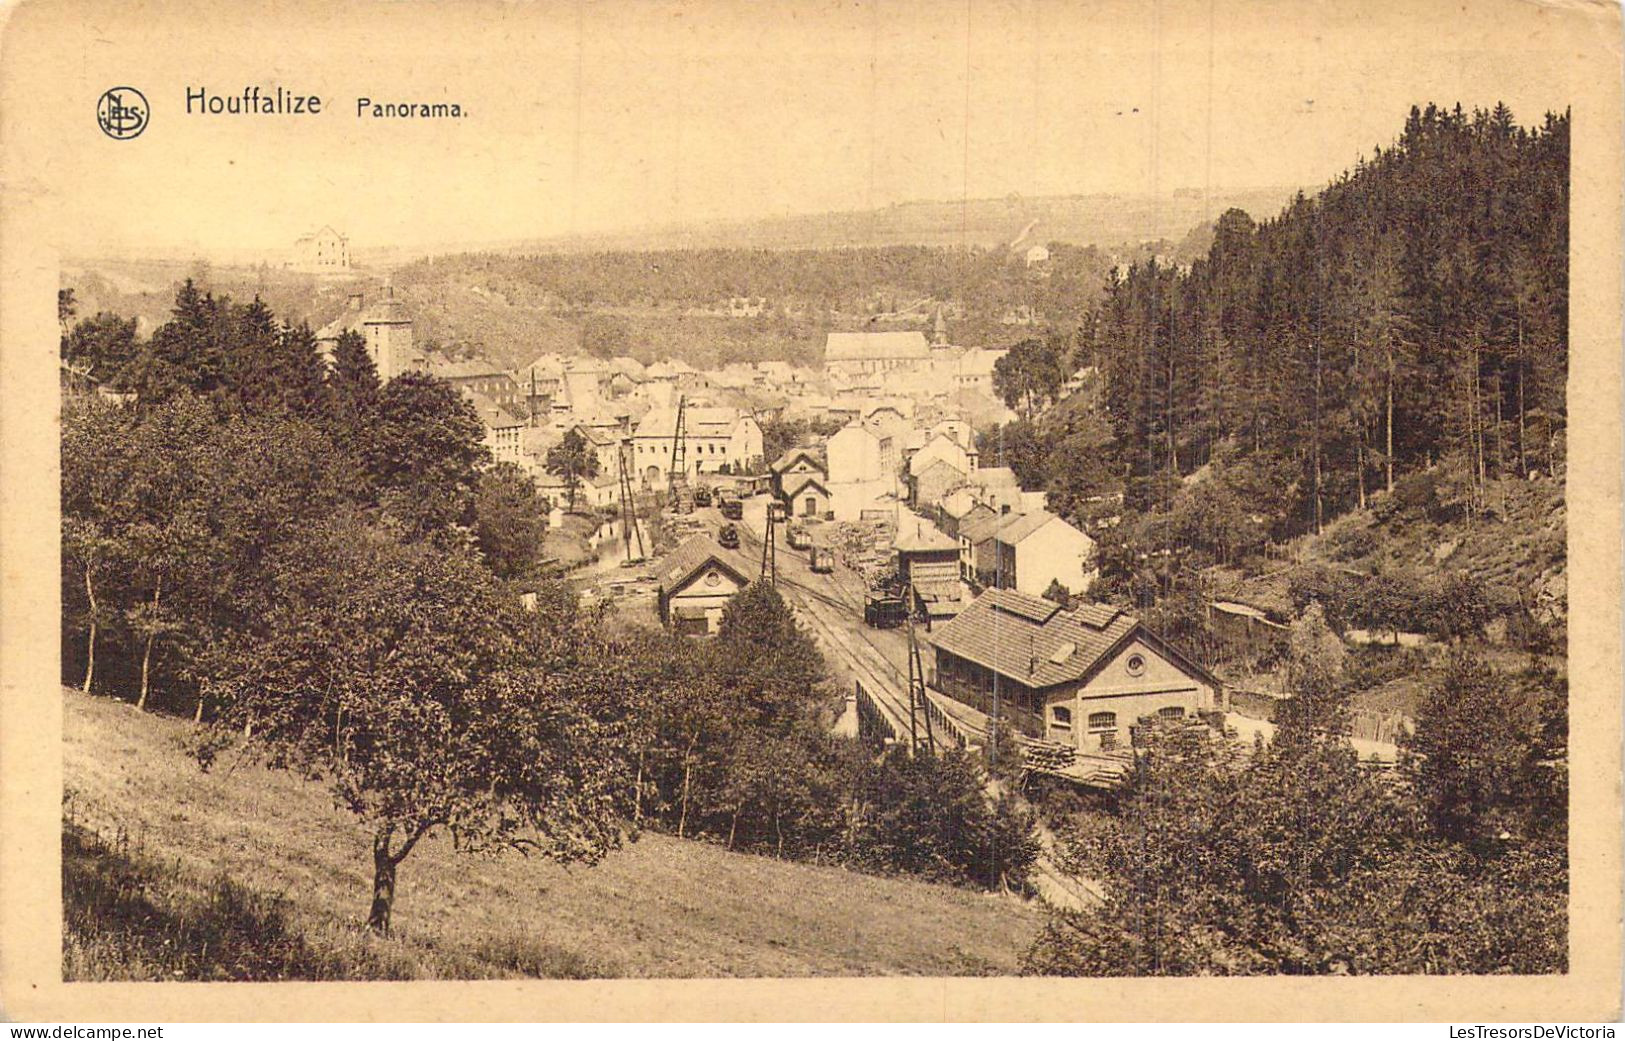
847,747 -> 1039,892
1324,522 -> 1378,563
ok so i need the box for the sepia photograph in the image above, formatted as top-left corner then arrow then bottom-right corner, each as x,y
2,0 -> 1621,1023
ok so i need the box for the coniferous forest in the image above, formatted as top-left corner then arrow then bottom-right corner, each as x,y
1092,103 -> 1567,534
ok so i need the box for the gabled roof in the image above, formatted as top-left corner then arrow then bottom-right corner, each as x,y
960,512 -> 1007,545
825,331 -> 930,362
927,588 -> 1139,690
770,447 -> 826,474
992,509 -> 1073,546
895,522 -> 959,553
573,424 -> 622,448
658,534 -> 753,594
463,389 -> 525,429
912,456 -> 968,483
939,487 -> 983,519
782,474 -> 831,500
431,355 -> 513,381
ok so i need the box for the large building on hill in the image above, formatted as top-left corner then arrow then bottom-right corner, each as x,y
291,226 -> 351,272
927,588 -> 1222,749
824,331 -> 930,379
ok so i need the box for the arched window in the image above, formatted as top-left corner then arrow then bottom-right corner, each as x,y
1159,706 -> 1185,720
1087,711 -> 1116,732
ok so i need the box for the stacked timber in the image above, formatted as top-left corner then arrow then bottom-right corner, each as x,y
1022,739 -> 1078,774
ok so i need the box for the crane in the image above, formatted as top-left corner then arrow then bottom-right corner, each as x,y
617,437 -> 646,565
666,394 -> 693,513
904,584 -> 936,754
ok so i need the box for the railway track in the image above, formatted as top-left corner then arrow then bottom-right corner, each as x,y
737,523 -> 917,738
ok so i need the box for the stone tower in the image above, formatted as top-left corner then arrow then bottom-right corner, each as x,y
362,285 -> 415,381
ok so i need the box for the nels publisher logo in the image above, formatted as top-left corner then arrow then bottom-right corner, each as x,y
96,86 -> 148,140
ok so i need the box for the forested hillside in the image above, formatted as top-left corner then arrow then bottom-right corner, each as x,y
1092,103 -> 1567,536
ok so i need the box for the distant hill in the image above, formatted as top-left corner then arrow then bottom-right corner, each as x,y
489,187 -> 1303,256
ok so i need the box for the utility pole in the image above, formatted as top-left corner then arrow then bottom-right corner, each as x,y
762,501 -> 780,585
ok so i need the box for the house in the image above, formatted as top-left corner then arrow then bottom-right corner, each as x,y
573,424 -> 627,481
431,356 -> 522,411
927,588 -> 1222,747
781,474 -> 832,519
514,355 -> 565,418
462,389 -> 526,468
824,331 -> 931,378
656,535 -> 755,636
826,423 -> 887,484
895,519 -> 965,618
769,447 -> 827,500
632,407 -> 763,486
292,226 -> 350,272
937,488 -> 996,540
965,465 -> 1024,515
1024,244 -> 1051,268
929,419 -> 975,451
987,509 -> 1097,597
908,457 -> 969,510
955,347 -> 1008,396
959,511 -> 1007,584
909,432 -> 975,480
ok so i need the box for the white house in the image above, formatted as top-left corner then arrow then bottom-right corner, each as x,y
462,389 -> 526,468
657,535 -> 755,636
631,406 -> 763,486
909,432 -> 975,480
955,347 -> 1008,396
988,509 -> 1098,597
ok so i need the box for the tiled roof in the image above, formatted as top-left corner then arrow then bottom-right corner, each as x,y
462,389 -> 525,429
992,509 -> 1060,546
658,534 -> 754,593
927,588 -> 1138,690
782,474 -> 830,499
770,447 -> 825,474
955,513 -> 1007,545
635,407 -> 744,438
431,356 -> 512,380
825,331 -> 930,361
895,522 -> 959,553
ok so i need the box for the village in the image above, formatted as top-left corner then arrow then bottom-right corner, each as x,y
301,275 -> 1381,792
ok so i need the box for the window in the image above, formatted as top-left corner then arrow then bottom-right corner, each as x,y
1087,711 -> 1116,732
1050,705 -> 1073,729
1159,706 -> 1185,720
1125,653 -> 1147,677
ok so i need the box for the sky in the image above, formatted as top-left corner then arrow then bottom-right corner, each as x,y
1,0 -> 1587,258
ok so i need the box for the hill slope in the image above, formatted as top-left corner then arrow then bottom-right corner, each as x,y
62,689 -> 1041,979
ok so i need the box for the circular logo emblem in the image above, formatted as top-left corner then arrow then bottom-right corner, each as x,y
96,87 -> 148,140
